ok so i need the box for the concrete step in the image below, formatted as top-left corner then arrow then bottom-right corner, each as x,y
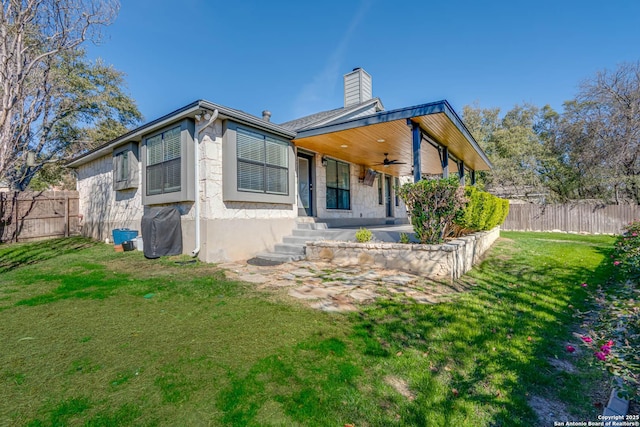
283,235 -> 325,245
253,252 -> 305,263
251,220 -> 330,265
295,222 -> 328,230
291,228 -> 342,238
295,217 -> 317,224
273,243 -> 306,255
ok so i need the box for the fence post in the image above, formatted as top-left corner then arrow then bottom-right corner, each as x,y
64,193 -> 69,237
13,192 -> 18,243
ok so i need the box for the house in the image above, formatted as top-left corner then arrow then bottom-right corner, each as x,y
67,68 -> 492,262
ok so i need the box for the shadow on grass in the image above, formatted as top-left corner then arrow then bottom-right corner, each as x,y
212,234 -> 616,426
344,233 -> 616,426
0,237 -> 97,274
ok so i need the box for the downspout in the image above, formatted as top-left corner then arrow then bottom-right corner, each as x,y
191,108 -> 219,257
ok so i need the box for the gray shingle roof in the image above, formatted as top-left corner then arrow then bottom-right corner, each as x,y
279,98 -> 383,132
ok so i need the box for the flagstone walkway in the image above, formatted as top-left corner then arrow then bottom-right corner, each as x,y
218,260 -> 471,312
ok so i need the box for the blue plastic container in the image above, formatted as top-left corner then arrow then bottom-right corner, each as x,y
112,228 -> 138,245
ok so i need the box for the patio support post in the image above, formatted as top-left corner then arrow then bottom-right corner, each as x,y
471,170 -> 476,185
409,120 -> 421,182
441,147 -> 449,178
458,161 -> 465,186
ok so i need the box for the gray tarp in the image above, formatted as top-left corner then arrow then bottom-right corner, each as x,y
141,206 -> 182,259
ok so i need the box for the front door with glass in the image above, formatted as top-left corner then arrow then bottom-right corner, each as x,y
297,154 -> 313,216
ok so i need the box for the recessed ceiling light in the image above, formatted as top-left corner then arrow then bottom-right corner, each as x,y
377,139 -> 385,143
340,144 -> 348,148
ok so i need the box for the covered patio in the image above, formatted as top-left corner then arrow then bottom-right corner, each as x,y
293,100 -> 492,184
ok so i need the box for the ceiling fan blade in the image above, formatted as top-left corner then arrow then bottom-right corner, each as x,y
371,153 -> 407,166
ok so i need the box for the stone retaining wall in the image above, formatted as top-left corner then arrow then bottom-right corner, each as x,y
306,227 -> 501,282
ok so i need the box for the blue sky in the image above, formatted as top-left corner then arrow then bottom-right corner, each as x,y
87,0 -> 640,124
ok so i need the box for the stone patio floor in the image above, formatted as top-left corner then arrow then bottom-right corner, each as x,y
217,259 -> 471,312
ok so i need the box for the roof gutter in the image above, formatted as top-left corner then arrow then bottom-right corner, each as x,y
67,100 -> 296,168
67,102 -> 203,168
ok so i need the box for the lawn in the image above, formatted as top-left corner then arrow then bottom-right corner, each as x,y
0,232 -> 615,426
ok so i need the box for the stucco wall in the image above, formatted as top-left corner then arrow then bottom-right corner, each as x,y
306,227 -> 501,282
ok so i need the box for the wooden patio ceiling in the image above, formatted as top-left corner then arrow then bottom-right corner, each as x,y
293,101 -> 491,177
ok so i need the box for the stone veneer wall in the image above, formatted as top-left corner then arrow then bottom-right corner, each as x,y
312,156 -> 408,223
75,119 -> 297,261
76,155 -> 143,241
197,121 -> 297,262
76,118 -> 421,261
306,226 -> 501,282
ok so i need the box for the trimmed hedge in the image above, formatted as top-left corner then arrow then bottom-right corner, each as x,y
455,186 -> 509,232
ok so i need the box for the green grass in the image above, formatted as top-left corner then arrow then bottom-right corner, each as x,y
0,233 -> 615,426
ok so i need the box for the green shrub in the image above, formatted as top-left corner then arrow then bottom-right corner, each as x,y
355,228 -> 373,243
397,177 -> 466,244
399,233 -> 410,244
498,198 -> 510,225
455,186 -> 509,232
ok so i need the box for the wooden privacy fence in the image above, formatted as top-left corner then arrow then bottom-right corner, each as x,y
0,191 -> 80,243
502,203 -> 640,235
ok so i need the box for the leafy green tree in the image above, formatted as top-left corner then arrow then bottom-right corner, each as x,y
463,103 -> 552,200
1,0 -> 142,191
533,105 -> 581,201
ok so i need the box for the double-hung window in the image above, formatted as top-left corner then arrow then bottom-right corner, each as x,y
146,126 -> 181,196
237,128 -> 289,195
326,159 -> 350,210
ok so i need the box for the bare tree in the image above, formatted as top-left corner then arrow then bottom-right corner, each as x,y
0,0 -> 124,189
555,62 -> 640,204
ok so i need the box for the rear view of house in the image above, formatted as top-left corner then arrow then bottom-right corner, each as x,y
68,68 -> 491,262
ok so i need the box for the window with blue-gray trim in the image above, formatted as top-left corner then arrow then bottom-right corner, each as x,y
146,126 -> 182,196
326,159 -> 350,210
141,119 -> 195,205
112,142 -> 139,191
236,127 -> 289,195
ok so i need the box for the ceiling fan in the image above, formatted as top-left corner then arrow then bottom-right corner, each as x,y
373,153 -> 406,167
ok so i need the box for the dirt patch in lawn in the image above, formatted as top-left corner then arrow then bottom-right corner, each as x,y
528,395 -> 571,426
384,376 -> 415,401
